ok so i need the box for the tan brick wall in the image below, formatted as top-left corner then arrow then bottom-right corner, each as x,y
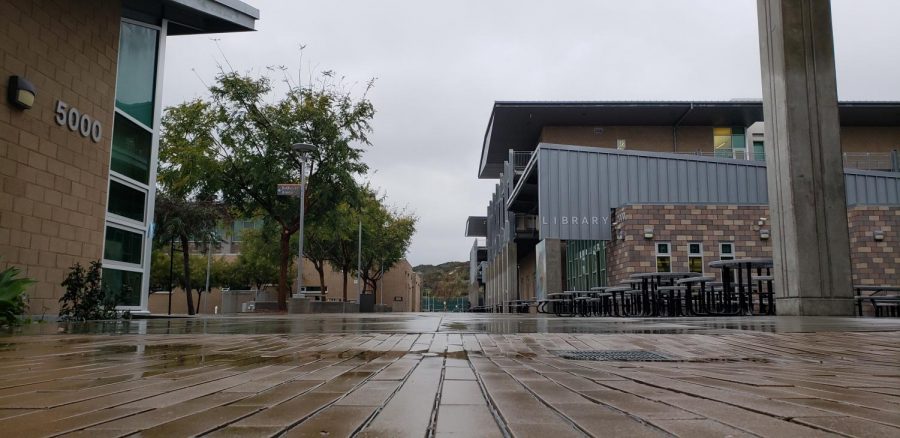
539,126 -> 714,153
848,206 -> 900,286
606,204 -> 899,287
606,205 -> 772,285
148,257 -> 422,314
0,0 -> 120,315
841,127 -> 900,154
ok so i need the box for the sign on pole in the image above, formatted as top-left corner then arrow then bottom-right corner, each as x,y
277,183 -> 301,197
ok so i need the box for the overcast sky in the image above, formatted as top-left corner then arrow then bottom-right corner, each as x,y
162,0 -> 900,266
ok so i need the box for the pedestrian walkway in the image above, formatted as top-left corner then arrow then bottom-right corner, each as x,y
1,314 -> 899,437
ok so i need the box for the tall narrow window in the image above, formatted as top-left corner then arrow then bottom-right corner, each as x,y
102,19 -> 162,310
720,242 -> 735,261
656,242 -> 672,273
713,127 -> 733,158
752,141 -> 765,161
713,127 -> 747,159
688,243 -> 703,273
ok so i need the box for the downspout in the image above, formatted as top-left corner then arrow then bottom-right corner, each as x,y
672,103 -> 694,153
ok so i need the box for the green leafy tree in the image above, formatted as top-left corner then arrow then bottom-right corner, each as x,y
237,224 -> 283,292
358,191 -> 417,302
159,70 -> 374,310
327,200 -> 363,301
152,192 -> 222,315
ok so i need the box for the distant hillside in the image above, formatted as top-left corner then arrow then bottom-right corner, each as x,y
414,261 -> 468,298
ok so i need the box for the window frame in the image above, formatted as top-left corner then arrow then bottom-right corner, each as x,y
720,242 -> 735,261
688,242 -> 704,274
655,241 -> 672,273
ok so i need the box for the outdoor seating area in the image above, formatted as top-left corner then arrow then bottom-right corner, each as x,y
474,257 -> 900,319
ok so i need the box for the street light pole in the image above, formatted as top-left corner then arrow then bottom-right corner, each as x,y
357,220 -> 362,299
292,143 -> 317,297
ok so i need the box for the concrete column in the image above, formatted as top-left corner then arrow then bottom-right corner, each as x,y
505,244 -> 518,311
757,0 -> 854,315
538,239 -> 565,296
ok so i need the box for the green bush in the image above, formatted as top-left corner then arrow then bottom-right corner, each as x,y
0,265 -> 35,327
58,261 -> 123,321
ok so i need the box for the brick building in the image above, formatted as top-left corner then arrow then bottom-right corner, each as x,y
466,101 -> 900,311
0,0 -> 258,315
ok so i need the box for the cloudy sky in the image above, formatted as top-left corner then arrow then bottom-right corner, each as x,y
162,0 -> 900,266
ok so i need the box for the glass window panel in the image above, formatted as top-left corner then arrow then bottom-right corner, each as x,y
689,243 -> 701,254
657,243 -> 670,255
753,141 -> 766,161
689,257 -> 703,273
102,268 -> 143,307
656,257 -> 671,273
713,127 -> 732,136
104,226 -> 143,265
107,180 -> 145,222
111,112 -> 152,183
115,22 -> 158,127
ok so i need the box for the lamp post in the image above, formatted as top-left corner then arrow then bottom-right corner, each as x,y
292,143 -> 317,297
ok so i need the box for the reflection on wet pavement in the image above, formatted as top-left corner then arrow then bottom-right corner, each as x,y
1,314 -> 899,437
6,313 -> 900,336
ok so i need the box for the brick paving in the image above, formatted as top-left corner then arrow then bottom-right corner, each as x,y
1,316 -> 900,437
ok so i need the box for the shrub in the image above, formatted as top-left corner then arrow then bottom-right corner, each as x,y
0,265 -> 35,327
58,261 -> 123,321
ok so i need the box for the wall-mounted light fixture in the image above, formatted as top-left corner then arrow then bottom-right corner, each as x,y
760,229 -> 770,240
874,230 -> 885,241
643,226 -> 654,239
7,76 -> 36,110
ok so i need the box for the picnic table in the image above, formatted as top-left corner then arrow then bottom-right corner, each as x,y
631,272 -> 702,316
854,285 -> 900,317
708,258 -> 774,315
546,292 -> 575,317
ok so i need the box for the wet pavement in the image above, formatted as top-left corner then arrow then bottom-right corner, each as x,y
1,313 -> 899,437
11,313 -> 900,336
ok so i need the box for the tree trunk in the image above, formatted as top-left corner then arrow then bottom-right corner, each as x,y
179,235 -> 195,315
342,269 -> 348,302
277,229 -> 291,311
315,262 -> 326,295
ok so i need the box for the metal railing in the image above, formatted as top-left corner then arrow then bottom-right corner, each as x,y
842,151 -> 898,172
513,151 -> 533,172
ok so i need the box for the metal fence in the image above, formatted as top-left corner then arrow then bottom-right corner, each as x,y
421,296 -> 470,312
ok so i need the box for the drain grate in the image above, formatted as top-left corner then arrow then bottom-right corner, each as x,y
552,350 -> 672,362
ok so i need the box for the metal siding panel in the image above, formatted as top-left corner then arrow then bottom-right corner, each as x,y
579,152 -> 590,238
567,150 -> 579,239
736,165 -> 748,203
845,174 -> 857,205
876,177 -> 888,204
709,163 -> 720,203
648,158 -> 659,201
551,150 -> 561,238
628,156 -> 639,203
665,160 -> 678,203
888,177 -> 899,204
638,156 -> 649,203
687,161 -> 698,203
588,153 -> 600,237
675,160 -> 686,202
865,175 -> 876,204
718,164 -> 729,203
609,154 -> 620,208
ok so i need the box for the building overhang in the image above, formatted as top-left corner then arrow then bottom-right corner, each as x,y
465,216 -> 488,237
478,100 -> 900,179
123,0 -> 259,35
